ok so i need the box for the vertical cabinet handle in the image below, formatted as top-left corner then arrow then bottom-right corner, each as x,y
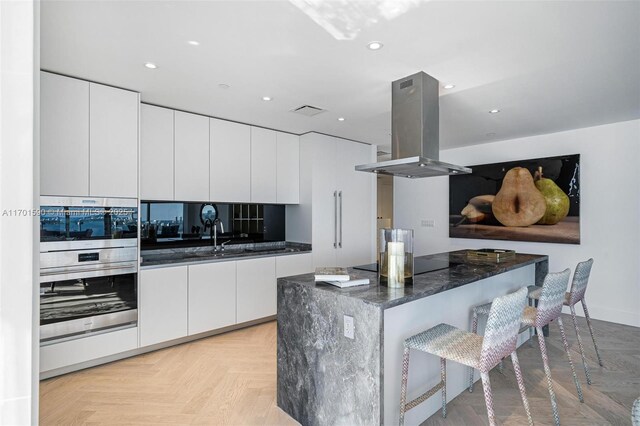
333,191 -> 338,248
338,191 -> 343,248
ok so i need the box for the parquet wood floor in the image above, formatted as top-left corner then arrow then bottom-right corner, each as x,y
40,315 -> 639,425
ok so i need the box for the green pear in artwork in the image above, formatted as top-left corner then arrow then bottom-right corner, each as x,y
534,166 -> 570,225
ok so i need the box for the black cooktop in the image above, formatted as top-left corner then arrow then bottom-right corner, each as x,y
353,258 -> 456,275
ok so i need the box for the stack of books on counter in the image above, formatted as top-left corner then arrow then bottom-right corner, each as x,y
314,267 -> 370,288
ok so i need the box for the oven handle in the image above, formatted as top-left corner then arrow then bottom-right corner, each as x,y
40,263 -> 137,277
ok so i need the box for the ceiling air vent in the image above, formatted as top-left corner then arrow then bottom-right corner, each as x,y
291,105 -> 325,117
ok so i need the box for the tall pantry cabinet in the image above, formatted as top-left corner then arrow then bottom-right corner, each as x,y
289,133 -> 376,268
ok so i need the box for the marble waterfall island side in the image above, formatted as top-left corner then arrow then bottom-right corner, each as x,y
276,250 -> 548,426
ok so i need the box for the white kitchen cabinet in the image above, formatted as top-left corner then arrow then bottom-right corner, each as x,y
139,266 -> 188,347
188,261 -> 237,335
292,133 -> 376,268
174,111 -> 209,201
276,132 -> 300,204
89,83 -> 139,198
236,257 -> 276,323
40,72 -> 90,196
210,118 -> 251,202
251,127 -> 277,203
276,253 -> 313,278
140,104 -> 174,200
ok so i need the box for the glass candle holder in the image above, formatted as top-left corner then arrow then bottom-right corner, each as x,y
379,229 -> 414,288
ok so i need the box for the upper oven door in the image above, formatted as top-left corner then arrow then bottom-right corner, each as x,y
40,196 -> 138,251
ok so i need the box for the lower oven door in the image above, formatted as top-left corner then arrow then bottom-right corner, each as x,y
40,273 -> 137,344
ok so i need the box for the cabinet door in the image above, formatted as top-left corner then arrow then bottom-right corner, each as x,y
308,134 -> 337,268
276,132 -> 300,204
174,111 -> 209,201
336,140 -> 376,267
236,257 -> 276,323
210,119 -> 251,202
40,72 -> 90,196
139,266 -> 188,347
250,127 -> 277,203
140,104 -> 174,200
89,83 -> 139,198
188,261 -> 236,335
276,253 -> 313,278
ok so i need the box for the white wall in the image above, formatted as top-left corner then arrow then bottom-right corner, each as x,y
394,119 -> 640,326
0,0 -> 39,424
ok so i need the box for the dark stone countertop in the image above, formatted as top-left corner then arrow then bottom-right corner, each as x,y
278,250 -> 547,310
140,241 -> 312,269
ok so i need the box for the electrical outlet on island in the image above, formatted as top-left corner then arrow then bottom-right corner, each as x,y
344,315 -> 355,339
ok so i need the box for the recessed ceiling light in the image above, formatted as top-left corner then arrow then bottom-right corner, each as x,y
489,109 -> 500,114
367,41 -> 383,50
443,84 -> 455,89
337,117 -> 345,121
187,40 -> 200,46
262,96 -> 272,101
486,132 -> 496,137
144,62 -> 157,69
218,83 -> 230,89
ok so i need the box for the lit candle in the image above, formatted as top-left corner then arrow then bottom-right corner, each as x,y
387,242 -> 405,288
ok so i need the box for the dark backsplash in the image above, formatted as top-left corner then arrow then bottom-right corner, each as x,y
141,201 -> 285,249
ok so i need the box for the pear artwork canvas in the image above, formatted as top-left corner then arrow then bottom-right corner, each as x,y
449,154 -> 580,244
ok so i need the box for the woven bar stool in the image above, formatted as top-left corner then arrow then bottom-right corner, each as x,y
528,258 -> 603,385
633,397 -> 640,426
399,287 -> 532,426
469,269 -> 582,426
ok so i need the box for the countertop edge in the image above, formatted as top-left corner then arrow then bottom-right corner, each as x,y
140,248 -> 312,270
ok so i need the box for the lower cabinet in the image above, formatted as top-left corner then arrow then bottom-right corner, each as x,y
188,261 -> 237,335
139,266 -> 188,347
236,257 -> 277,323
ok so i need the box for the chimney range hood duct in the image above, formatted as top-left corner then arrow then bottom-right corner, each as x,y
355,72 -> 471,178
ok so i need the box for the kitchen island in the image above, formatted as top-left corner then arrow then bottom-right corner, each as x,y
277,250 -> 548,425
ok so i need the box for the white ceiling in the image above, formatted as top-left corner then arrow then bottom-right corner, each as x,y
41,1 -> 640,152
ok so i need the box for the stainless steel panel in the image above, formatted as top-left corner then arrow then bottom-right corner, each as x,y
40,196 -> 138,208
392,72 -> 439,160
40,238 -> 137,253
355,156 -> 472,178
40,246 -> 138,281
40,309 -> 138,343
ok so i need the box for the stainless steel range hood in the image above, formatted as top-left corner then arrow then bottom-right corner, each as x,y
355,72 -> 471,178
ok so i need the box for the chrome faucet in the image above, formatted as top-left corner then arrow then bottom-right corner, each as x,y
213,218 -> 225,251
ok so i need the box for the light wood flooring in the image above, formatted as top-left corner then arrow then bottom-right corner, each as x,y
41,315 -> 639,425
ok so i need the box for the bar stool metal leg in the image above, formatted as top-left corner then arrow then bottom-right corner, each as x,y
441,358 -> 447,418
480,371 -> 496,426
557,316 -> 584,402
511,350 -> 533,426
468,309 -> 479,393
399,347 -> 410,426
570,304 -> 592,385
537,326 -> 560,426
581,298 -> 604,367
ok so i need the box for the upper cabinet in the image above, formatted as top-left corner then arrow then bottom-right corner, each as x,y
138,104 -> 300,205
250,127 -> 277,204
140,104 -> 174,200
276,132 -> 300,204
89,83 -> 139,198
41,72 -> 90,196
40,72 -> 139,198
210,119 -> 251,203
174,111 -> 209,202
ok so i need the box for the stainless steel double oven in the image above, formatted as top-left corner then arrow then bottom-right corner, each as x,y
39,196 -> 138,344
